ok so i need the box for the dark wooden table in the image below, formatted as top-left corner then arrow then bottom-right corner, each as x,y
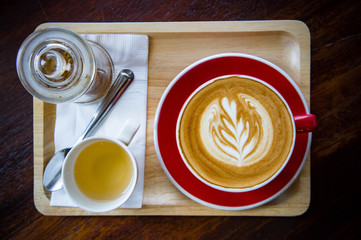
1,0 -> 361,239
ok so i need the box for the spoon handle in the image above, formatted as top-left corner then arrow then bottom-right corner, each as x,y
75,69 -> 134,144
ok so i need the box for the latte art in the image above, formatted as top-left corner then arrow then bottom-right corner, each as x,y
178,76 -> 294,189
200,94 -> 273,167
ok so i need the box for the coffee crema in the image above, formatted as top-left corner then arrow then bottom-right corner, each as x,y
177,76 -> 294,189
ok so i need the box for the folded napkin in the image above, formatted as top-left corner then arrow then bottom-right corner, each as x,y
50,34 -> 149,208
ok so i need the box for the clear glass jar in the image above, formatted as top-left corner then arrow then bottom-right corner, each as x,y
16,27 -> 113,104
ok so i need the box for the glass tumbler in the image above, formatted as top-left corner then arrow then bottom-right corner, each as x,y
16,27 -> 113,104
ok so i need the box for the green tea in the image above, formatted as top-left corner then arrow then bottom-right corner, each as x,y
74,141 -> 133,201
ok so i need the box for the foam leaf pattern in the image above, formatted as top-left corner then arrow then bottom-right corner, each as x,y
212,97 -> 259,165
200,94 -> 273,166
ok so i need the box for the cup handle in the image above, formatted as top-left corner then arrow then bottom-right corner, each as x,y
294,114 -> 318,133
117,120 -> 140,145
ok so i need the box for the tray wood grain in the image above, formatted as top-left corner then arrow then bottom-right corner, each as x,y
33,20 -> 311,216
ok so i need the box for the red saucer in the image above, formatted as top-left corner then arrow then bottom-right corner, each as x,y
154,53 -> 311,210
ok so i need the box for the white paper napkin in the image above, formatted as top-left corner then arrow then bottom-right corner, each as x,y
50,34 -> 149,208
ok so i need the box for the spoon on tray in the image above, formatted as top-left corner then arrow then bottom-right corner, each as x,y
43,69 -> 134,192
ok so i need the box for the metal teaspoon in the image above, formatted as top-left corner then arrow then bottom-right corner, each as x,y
43,69 -> 134,192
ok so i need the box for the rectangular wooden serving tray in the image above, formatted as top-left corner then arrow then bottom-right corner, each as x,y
34,20 -> 311,216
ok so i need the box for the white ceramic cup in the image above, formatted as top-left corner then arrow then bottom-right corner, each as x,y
62,120 -> 139,213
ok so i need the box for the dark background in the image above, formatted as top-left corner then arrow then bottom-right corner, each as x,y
1,0 -> 361,239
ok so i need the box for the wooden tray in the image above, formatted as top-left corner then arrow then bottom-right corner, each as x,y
34,21 -> 311,216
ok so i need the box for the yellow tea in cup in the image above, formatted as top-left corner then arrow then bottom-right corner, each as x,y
73,140 -> 133,201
